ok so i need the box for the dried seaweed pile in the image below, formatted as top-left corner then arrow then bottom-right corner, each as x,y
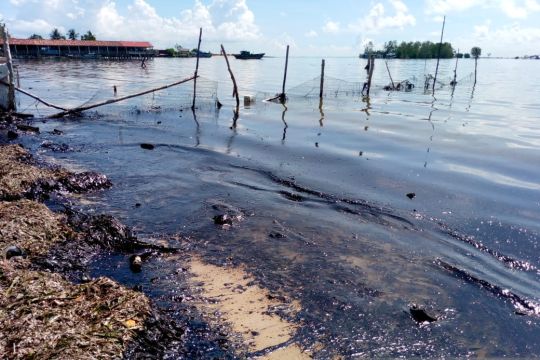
0,260 -> 150,359
0,200 -> 73,258
0,144 -> 64,200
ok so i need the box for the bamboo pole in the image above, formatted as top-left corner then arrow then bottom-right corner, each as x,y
192,27 -> 202,110
49,75 -> 196,118
1,25 -> 16,111
220,45 -> 239,117
385,60 -> 395,89
280,45 -> 289,102
432,15 -> 446,94
452,48 -> 459,85
0,80 -> 67,110
319,59 -> 325,100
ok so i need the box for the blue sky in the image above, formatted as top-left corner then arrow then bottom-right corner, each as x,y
1,0 -> 539,56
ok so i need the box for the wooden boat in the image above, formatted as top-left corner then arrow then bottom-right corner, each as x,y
192,50 -> 212,58
233,51 -> 264,60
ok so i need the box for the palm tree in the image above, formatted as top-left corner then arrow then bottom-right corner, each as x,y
471,46 -> 481,84
80,30 -> 96,41
50,28 -> 66,40
67,29 -> 79,40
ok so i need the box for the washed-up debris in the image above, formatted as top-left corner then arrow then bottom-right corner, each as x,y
40,140 -> 71,152
383,80 -> 415,92
410,304 -> 437,323
140,143 -> 155,150
0,260 -> 152,359
60,171 -> 112,193
16,124 -> 40,133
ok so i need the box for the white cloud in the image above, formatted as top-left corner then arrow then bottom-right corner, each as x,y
305,30 -> 318,38
426,0 -> 540,18
322,20 -> 340,34
347,0 -> 416,33
2,0 -> 260,48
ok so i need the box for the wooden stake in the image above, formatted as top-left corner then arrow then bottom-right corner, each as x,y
432,15 -> 446,94
192,27 -> 202,110
452,48 -> 459,85
319,59 -> 325,100
1,25 -> 16,111
385,60 -> 395,89
366,55 -> 375,96
280,45 -> 290,102
220,45 -> 240,117
49,75 -> 196,118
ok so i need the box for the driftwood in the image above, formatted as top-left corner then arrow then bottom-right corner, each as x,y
0,80 -> 67,110
192,27 -> 202,110
220,45 -> 239,118
432,15 -> 446,93
49,75 -> 197,118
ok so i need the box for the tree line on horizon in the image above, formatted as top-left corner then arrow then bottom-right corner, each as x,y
365,40 -> 458,59
27,28 -> 96,41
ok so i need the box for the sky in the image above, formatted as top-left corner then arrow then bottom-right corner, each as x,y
1,0 -> 539,57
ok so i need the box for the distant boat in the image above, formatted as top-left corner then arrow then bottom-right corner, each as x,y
233,51 -> 264,60
192,50 -> 212,58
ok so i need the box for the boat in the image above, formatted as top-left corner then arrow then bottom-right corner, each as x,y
233,51 -> 264,60
192,50 -> 212,58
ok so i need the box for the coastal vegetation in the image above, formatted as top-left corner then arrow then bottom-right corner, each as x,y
363,40 -> 455,59
27,29 -> 96,41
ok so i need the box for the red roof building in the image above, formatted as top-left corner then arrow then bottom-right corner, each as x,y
0,38 -> 154,59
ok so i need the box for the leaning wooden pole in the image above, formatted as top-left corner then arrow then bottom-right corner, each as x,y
0,81 -> 67,110
49,75 -> 196,118
1,25 -> 16,111
319,59 -> 325,100
220,45 -> 240,117
192,27 -> 202,110
385,60 -> 395,89
280,45 -> 290,102
432,15 -> 446,94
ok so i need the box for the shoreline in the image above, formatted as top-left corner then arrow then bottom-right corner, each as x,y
0,110 -> 310,359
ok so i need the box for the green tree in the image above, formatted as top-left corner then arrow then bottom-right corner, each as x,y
464,53 -> 471,58
28,34 -> 43,40
471,46 -> 481,84
49,28 -> 66,40
67,29 -> 79,40
81,30 -> 96,41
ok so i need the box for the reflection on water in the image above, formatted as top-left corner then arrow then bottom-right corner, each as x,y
17,57 -> 540,357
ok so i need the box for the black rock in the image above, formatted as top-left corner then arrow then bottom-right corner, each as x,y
269,231 -> 286,239
50,129 -> 64,135
140,143 -> 155,150
135,203 -> 142,208
213,214 -> 233,226
40,141 -> 71,152
7,130 -> 18,140
406,192 -> 416,199
410,305 -> 437,323
6,245 -> 25,259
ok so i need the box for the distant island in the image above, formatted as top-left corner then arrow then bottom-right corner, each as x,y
361,40 -> 458,59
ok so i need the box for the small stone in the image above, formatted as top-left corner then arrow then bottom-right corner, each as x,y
140,143 -> 155,150
406,193 -> 416,199
16,124 -> 40,133
130,255 -> 143,272
135,203 -> 141,208
51,129 -> 64,135
6,246 -> 24,259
